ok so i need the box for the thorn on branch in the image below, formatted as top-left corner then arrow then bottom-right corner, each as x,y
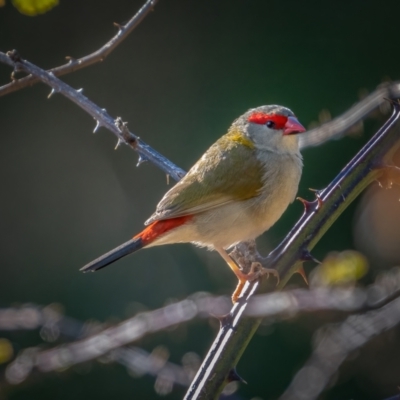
11,70 -> 28,82
115,117 -> 137,147
93,120 -> 102,133
214,313 -> 233,329
47,88 -> 57,99
77,88 -> 84,93
309,188 -> 324,209
296,196 -> 313,213
137,155 -> 148,167
295,265 -> 309,285
301,249 -> 321,264
227,368 -> 247,384
113,22 -> 123,31
115,139 -> 122,150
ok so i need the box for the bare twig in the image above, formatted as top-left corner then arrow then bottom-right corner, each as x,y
0,50 -> 186,181
279,268 -> 400,400
0,294 -> 227,334
247,283 -> 400,318
2,294 -> 227,377
300,81 -> 400,148
0,0 -> 159,97
5,344 -> 193,393
0,303 -> 197,392
112,346 -> 195,390
3,267 -> 400,390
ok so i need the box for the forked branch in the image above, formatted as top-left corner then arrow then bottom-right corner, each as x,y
0,0 -> 159,97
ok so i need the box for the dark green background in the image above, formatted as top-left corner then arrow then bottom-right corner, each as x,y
1,1 -> 400,399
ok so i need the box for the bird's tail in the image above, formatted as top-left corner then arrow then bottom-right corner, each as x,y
80,215 -> 192,273
80,237 -> 144,272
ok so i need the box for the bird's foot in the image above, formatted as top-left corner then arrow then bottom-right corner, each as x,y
247,261 -> 280,284
231,262 -> 280,303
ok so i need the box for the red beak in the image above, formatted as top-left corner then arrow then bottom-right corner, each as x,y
283,116 -> 306,135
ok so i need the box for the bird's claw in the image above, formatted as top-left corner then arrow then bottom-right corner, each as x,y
231,262 -> 280,303
247,262 -> 280,285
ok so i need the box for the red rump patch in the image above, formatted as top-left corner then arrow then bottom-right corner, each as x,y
135,215 -> 193,245
248,112 -> 288,129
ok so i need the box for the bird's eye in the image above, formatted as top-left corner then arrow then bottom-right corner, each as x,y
266,120 -> 275,128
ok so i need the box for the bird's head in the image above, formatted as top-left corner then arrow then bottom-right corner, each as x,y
232,105 -> 306,154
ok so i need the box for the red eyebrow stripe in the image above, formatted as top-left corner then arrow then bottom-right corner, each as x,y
248,112 -> 288,129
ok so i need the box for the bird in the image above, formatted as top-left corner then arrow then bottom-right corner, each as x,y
81,105 -> 306,302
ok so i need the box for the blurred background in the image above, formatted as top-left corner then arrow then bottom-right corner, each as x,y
1,0 -> 400,399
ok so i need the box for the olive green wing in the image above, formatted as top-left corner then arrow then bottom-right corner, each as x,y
145,134 -> 264,225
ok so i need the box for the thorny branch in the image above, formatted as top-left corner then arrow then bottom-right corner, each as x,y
0,50 -> 185,181
0,0 -> 159,97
